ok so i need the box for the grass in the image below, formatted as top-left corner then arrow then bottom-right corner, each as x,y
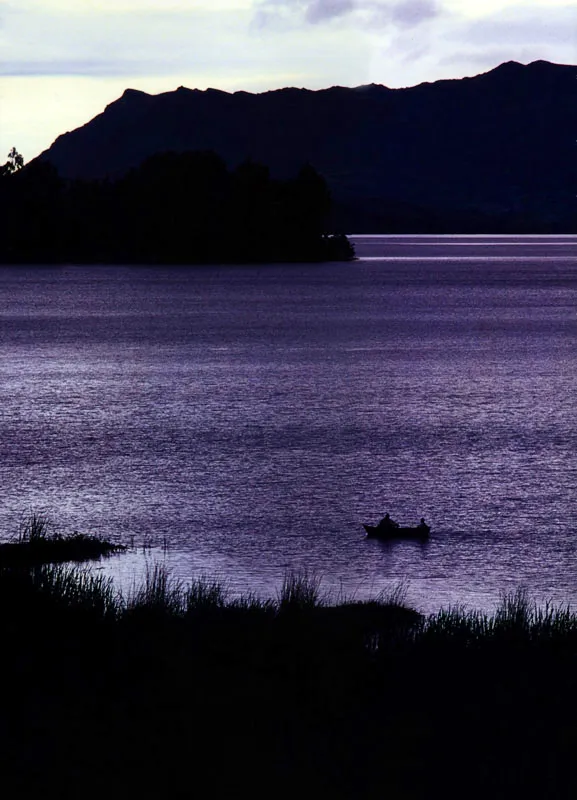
2,546 -> 576,651
1,563 -> 577,797
277,568 -> 323,612
412,589 -> 577,651
186,575 -> 229,614
18,511 -> 52,542
127,561 -> 186,617
5,556 -> 577,646
0,511 -> 126,566
30,562 -> 121,619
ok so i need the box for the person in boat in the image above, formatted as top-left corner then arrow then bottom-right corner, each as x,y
417,517 -> 430,533
378,513 -> 399,531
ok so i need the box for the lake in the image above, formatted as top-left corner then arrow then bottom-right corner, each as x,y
1,234 -> 576,613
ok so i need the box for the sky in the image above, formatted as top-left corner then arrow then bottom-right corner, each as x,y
1,0 -> 575,164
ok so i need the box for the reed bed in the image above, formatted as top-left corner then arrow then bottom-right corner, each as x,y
2,561 -> 576,650
0,511 -> 126,567
412,589 -> 577,650
1,564 -> 576,797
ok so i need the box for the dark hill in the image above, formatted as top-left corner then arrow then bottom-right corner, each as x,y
35,60 -> 577,232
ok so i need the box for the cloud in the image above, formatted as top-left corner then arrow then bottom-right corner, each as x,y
0,7 -> 252,77
0,59 -> 183,77
0,1 -> 373,88
429,4 -> 577,77
391,0 -> 439,27
451,7 -> 577,47
3,1 -> 573,82
366,2 -> 576,92
252,0 -> 443,30
304,0 -> 356,24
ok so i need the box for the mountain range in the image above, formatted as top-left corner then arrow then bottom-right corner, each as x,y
35,60 -> 576,232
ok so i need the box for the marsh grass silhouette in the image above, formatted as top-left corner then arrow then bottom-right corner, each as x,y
0,511 -> 126,566
0,564 -> 576,797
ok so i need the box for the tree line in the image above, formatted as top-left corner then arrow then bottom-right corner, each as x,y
0,149 -> 354,263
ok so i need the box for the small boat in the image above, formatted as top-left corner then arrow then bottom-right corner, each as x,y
363,522 -> 430,540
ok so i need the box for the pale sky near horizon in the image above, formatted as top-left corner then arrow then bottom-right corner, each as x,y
1,0 -> 575,163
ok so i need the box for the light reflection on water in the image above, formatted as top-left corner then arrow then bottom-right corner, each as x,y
0,235 -> 576,614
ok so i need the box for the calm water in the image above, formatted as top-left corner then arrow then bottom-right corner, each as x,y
1,235 -> 576,613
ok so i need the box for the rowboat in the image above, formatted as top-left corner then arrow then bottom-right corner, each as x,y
363,523 -> 430,540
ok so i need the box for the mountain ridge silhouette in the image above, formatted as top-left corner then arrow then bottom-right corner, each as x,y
34,60 -> 576,231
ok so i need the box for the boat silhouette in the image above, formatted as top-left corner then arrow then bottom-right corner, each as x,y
363,520 -> 430,540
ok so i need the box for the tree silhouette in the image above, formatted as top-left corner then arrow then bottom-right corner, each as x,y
1,147 -> 24,178
0,150 -> 354,263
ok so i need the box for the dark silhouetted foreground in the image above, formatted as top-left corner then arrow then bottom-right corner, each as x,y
0,150 -> 354,264
0,564 -> 576,798
0,513 -> 125,566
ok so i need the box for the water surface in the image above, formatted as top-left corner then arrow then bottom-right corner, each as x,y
1,235 -> 576,612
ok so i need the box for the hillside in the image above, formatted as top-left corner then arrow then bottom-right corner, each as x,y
34,60 -> 577,232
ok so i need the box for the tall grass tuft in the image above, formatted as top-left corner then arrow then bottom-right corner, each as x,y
127,562 -> 186,618
277,569 -> 323,613
230,592 -> 276,614
18,510 -> 52,543
418,590 -> 577,651
3,510 -> 126,567
375,580 -> 410,609
420,607 -> 491,648
31,563 -> 121,620
185,576 -> 228,616
531,601 -> 577,640
494,588 -> 532,634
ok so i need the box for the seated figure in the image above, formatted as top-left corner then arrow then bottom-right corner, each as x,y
378,513 -> 399,530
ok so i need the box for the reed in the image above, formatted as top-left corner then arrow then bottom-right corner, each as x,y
2,551 -> 577,654
375,579 -> 411,609
32,563 -> 121,619
0,511 -> 126,567
277,569 -> 323,612
230,592 -> 276,614
494,587 -> 532,632
185,575 -> 228,615
127,562 -> 186,617
18,510 -> 52,543
0,561 -> 121,624
0,561 -> 574,799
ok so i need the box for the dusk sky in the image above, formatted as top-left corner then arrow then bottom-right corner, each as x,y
1,0 -> 574,163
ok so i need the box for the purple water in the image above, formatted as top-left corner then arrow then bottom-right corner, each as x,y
1,235 -> 576,612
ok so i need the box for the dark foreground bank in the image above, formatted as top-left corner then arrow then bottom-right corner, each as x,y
0,513 -> 125,567
0,564 -> 576,798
